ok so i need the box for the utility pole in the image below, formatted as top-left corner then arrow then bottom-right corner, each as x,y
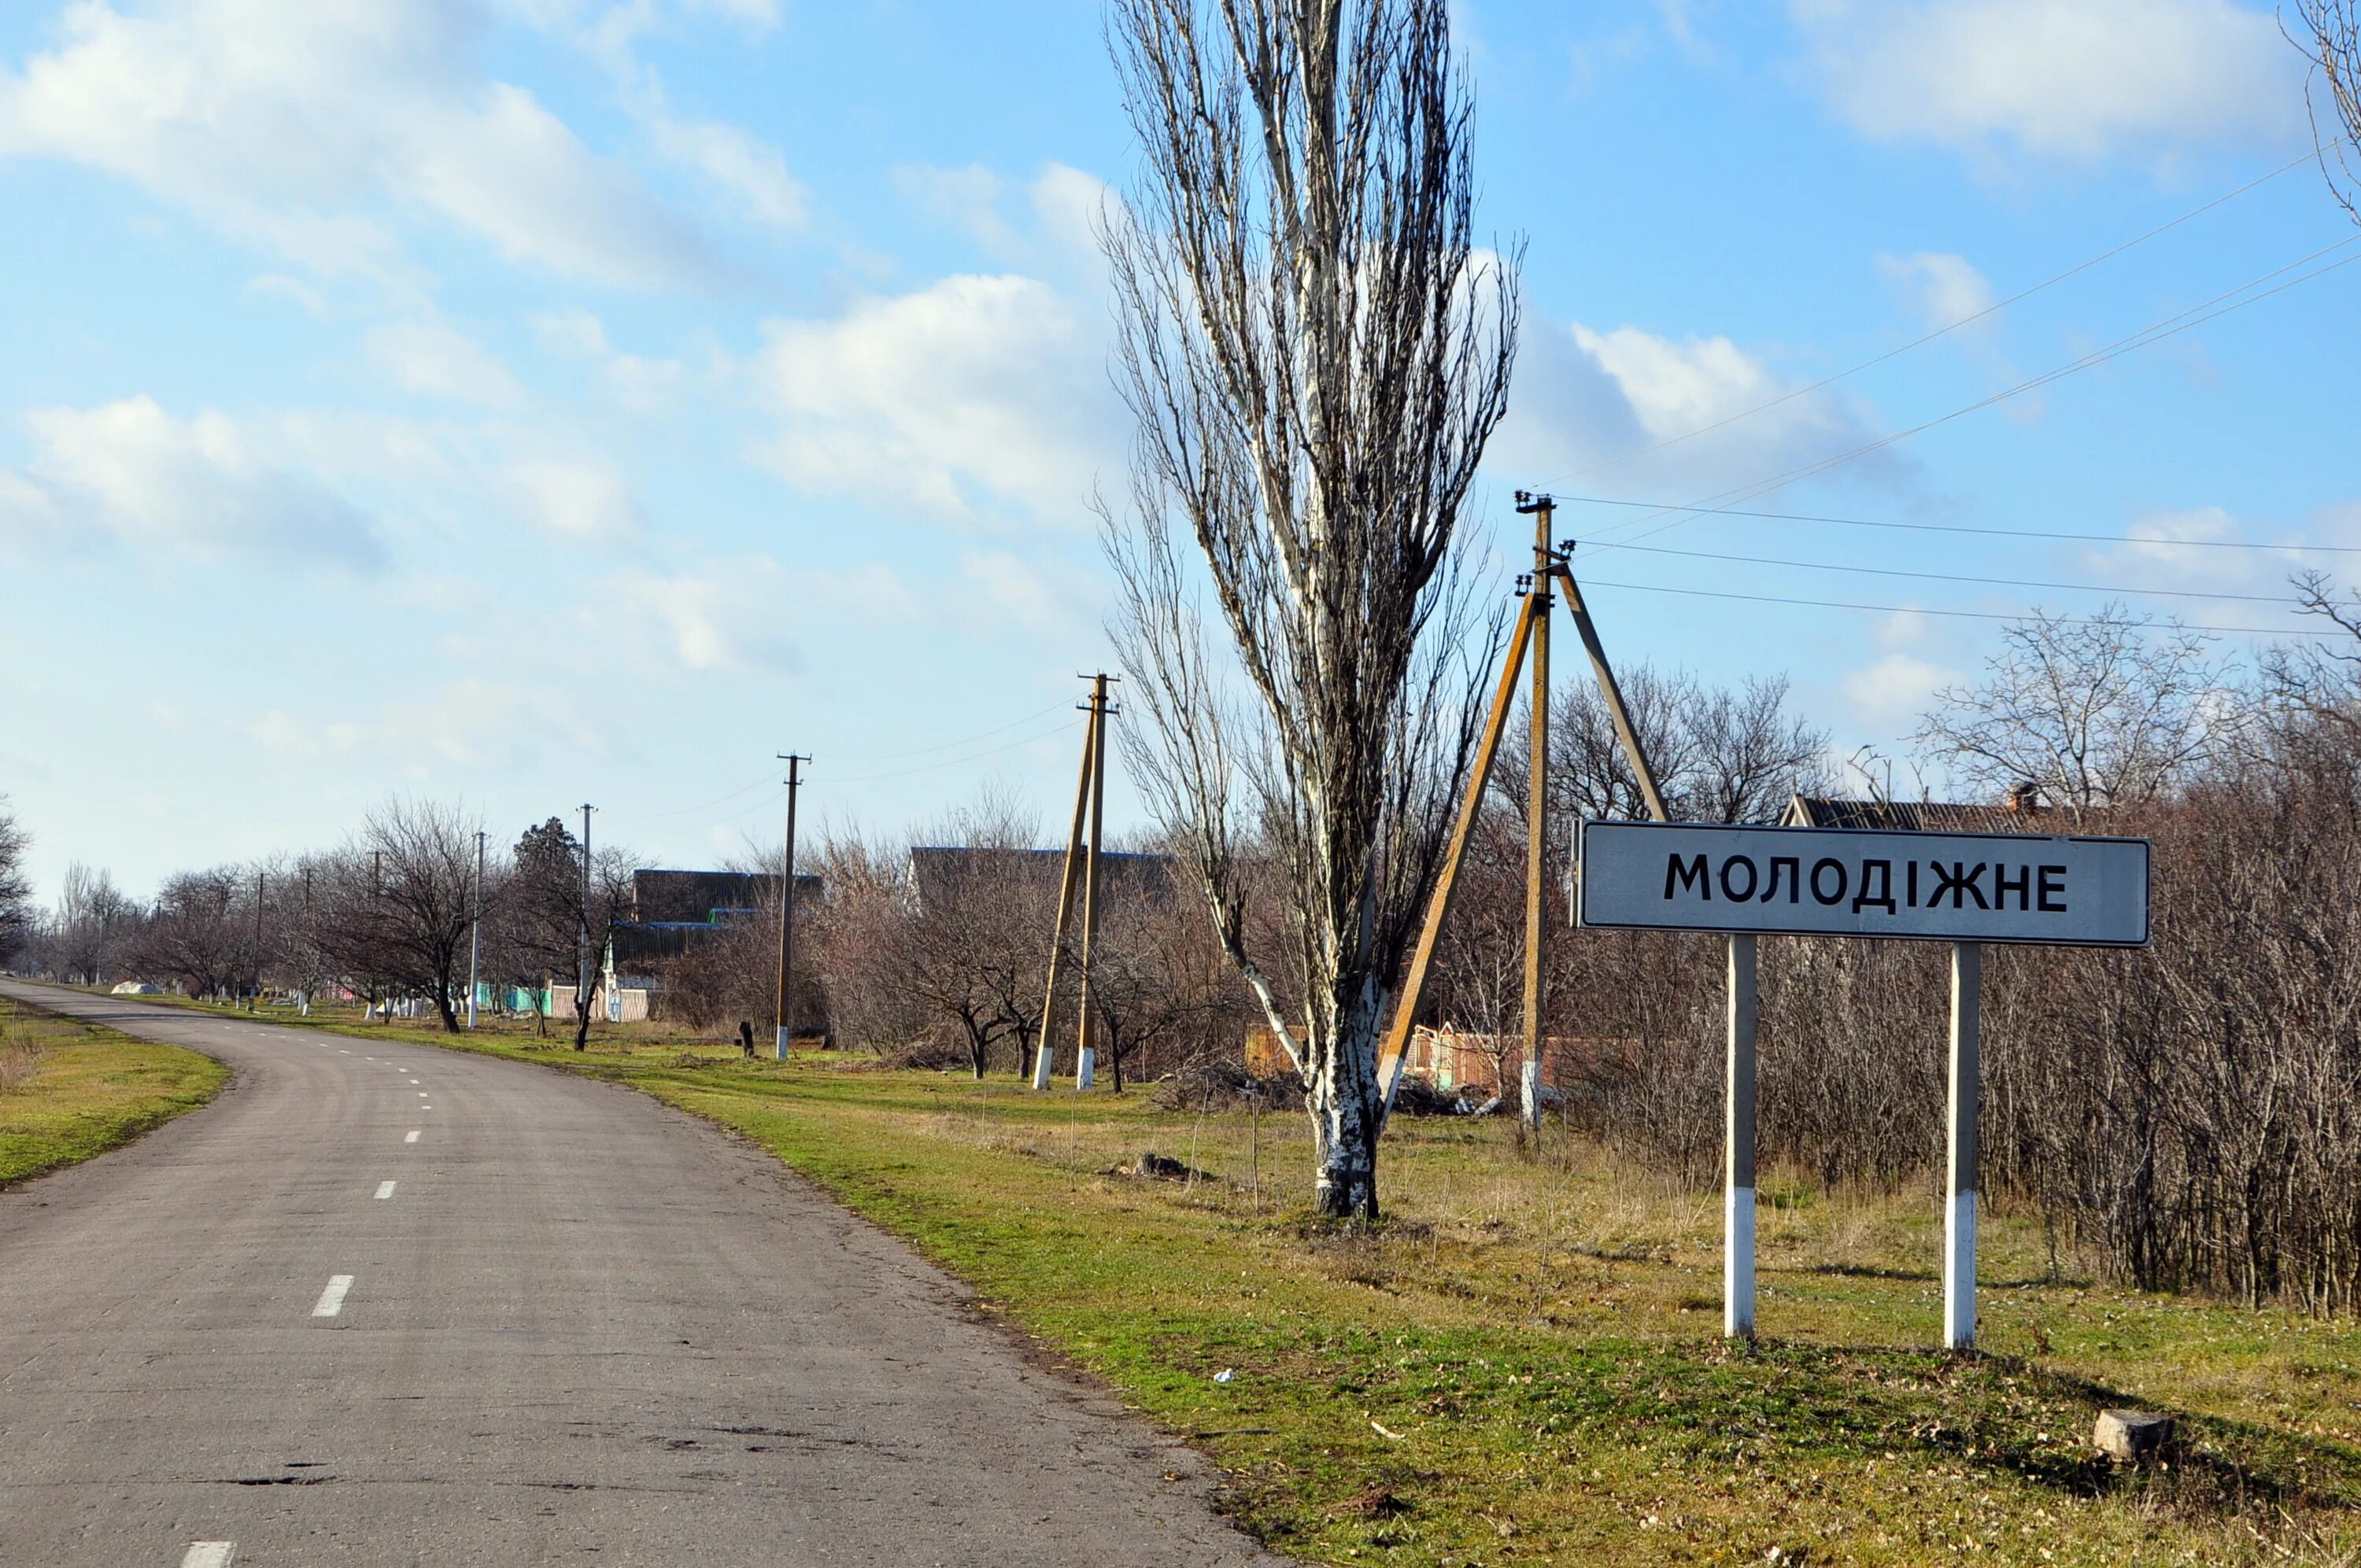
1519,494 -> 1552,1130
578,803 -> 596,1031
467,828 -> 485,1029
775,755 -> 807,1060
253,869 -> 264,1010
1375,493 -> 1669,1111
301,865 -> 313,1016
371,848 -> 384,1024
1076,673 -> 1117,1091
1033,695 -> 1099,1090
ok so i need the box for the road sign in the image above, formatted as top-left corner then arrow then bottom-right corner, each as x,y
1576,817 -> 2152,1352
1576,821 -> 2150,947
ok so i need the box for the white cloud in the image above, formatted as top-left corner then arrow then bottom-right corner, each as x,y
2,397 -> 382,568
529,309 -> 687,412
748,271 -> 1118,524
1875,250 -> 2032,413
1876,251 -> 1995,335
1494,316 -> 1900,502
646,111 -> 805,230
604,556 -> 922,674
1842,651 -> 1955,722
0,0 -> 719,288
1793,0 -> 2302,164
497,451 -> 645,540
893,162 -> 1110,274
365,319 -> 523,408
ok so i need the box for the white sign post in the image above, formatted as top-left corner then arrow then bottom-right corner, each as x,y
1577,821 -> 2150,1349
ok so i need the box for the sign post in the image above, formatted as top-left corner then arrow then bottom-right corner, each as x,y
1945,942 -> 1981,1350
1725,932 -> 1757,1337
1578,820 -> 2149,1348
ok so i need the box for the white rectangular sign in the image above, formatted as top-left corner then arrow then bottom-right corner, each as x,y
1577,821 -> 2150,946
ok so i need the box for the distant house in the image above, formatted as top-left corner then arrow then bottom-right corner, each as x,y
1780,781 -> 2052,833
569,866 -> 828,1024
630,868 -> 820,924
900,846 -> 1176,915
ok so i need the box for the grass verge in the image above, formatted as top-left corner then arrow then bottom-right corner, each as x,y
131,997 -> 2361,1566
0,994 -> 229,1187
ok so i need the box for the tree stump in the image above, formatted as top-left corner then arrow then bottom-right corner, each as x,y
2093,1409 -> 2174,1463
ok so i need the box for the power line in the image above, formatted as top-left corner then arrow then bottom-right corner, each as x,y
1539,152 -> 2319,488
638,699 -> 1082,824
1577,577 -> 2318,638
828,699 -> 1074,763
1561,495 -> 2361,557
1588,236 -> 2361,550
824,716 -> 1088,785
1602,540 -> 2306,603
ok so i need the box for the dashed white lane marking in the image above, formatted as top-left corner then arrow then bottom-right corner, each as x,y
417,1090 -> 430,1098
405,1130 -> 421,1143
181,1544 -> 236,1568
312,1275 -> 353,1318
407,1077 -> 419,1083
338,1050 -> 349,1055
375,1180 -> 397,1200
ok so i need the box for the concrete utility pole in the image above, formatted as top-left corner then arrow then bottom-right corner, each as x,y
253,869 -> 264,1009
1519,495 -> 1552,1130
775,755 -> 807,1061
1076,673 -> 1116,1091
467,828 -> 484,1029
578,804 -> 595,1025
1033,698 -> 1099,1090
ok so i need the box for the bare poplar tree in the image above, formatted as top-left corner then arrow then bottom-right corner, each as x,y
2296,1 -> 2361,223
1102,0 -> 1518,1216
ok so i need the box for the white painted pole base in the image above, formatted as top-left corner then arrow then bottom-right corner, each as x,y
775,1026 -> 791,1061
1520,1057 -> 1543,1129
1724,1184 -> 1757,1337
1944,1188 -> 1977,1349
1075,1047 -> 1095,1090
1030,1045 -> 1055,1091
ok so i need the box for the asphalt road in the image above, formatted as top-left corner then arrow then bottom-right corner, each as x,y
0,981 -> 1289,1567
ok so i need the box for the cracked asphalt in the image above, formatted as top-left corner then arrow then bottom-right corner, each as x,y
0,981 -> 1291,1566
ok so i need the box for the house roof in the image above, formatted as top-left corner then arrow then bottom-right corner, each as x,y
1780,795 -> 2052,833
630,868 -> 820,924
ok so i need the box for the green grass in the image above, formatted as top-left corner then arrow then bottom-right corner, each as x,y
141,994 -> 2361,1565
0,996 -> 229,1186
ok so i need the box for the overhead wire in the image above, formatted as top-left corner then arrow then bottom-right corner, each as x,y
1602,540 -> 2307,604
823,715 -> 1088,786
1554,495 -> 2361,556
1581,234 -> 2361,552
1535,151 -> 2319,489
1576,578 -> 2321,639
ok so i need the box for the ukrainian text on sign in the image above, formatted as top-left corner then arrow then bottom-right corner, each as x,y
1577,821 -> 2150,946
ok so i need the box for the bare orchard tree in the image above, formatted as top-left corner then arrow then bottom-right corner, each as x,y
364,799 -> 482,1032
139,867 -> 263,998
1913,605 -> 2239,821
0,798 -> 32,969
2296,2 -> 2361,223
1103,0 -> 1517,1216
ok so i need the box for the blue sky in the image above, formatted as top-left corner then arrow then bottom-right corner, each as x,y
2,0 -> 2356,901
